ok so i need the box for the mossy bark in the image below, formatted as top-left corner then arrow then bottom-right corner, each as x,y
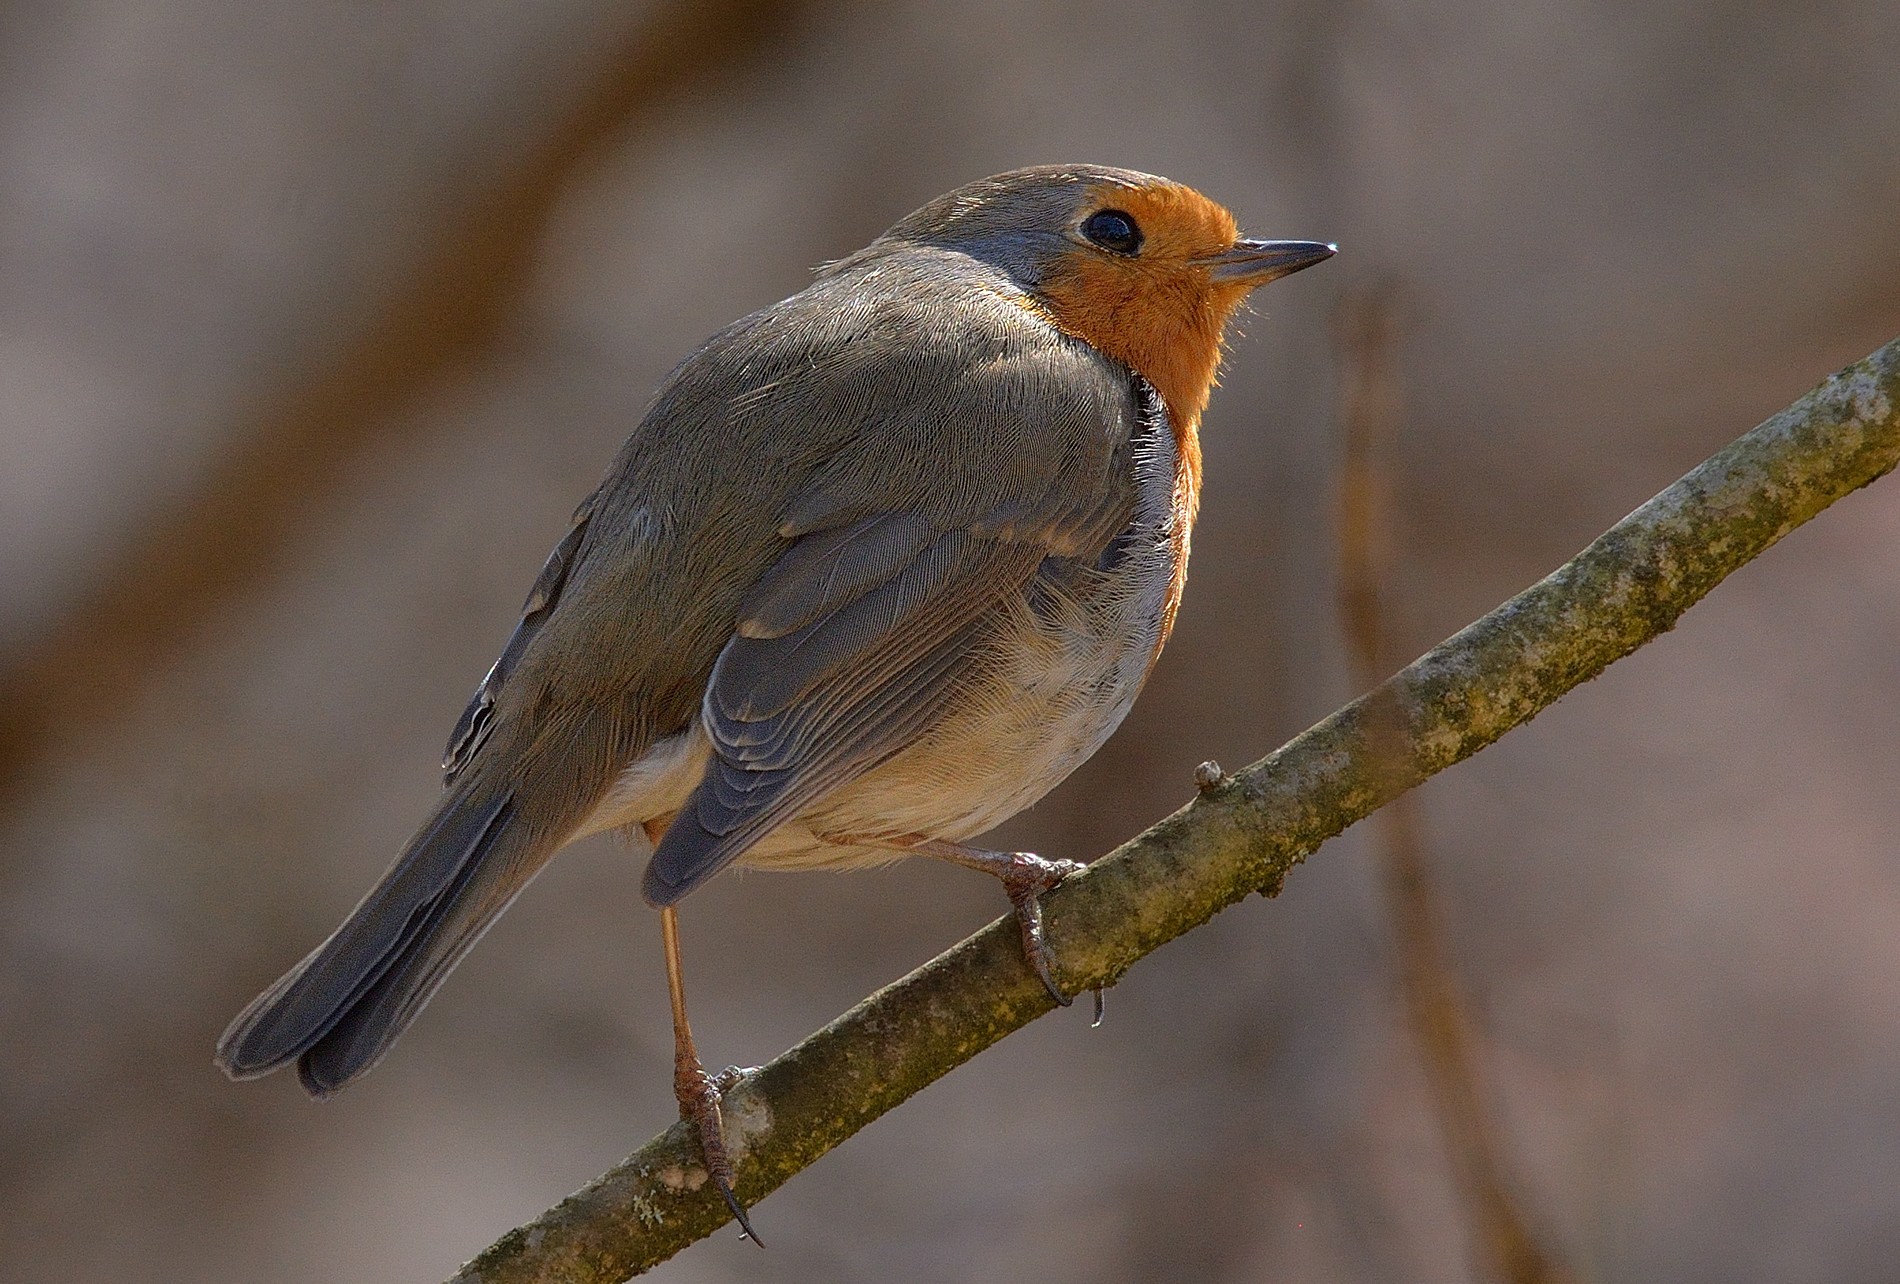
451,337 -> 1900,1282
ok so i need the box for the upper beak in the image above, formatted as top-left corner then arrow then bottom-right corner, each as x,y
1198,238 -> 1337,286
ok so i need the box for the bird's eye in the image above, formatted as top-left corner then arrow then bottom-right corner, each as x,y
1082,209 -> 1142,255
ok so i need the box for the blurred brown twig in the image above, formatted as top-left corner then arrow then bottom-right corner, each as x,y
1336,282 -> 1579,1283
449,336 -> 1900,1280
0,0 -> 813,804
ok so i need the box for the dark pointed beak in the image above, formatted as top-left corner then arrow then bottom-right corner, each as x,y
1198,238 -> 1337,286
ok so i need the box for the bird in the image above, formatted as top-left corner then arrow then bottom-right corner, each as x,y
215,164 -> 1334,1238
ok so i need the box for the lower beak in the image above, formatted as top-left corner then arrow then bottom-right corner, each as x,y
1199,238 -> 1337,286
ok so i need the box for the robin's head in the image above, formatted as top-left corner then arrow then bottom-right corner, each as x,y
873,165 -> 1335,426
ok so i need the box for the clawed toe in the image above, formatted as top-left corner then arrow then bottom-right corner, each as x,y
998,853 -> 1083,899
899,840 -> 1097,1018
712,1064 -> 759,1093
677,1062 -> 764,1245
999,853 -> 1084,1006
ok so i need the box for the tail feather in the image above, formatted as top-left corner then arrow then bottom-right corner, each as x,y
216,788 -> 529,1094
294,803 -> 537,1095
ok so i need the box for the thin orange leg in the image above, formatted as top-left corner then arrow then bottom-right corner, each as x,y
658,902 -> 762,1244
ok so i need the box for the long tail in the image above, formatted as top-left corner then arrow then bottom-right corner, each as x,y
216,782 -> 555,1097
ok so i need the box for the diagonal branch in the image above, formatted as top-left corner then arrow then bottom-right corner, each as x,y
451,335 -> 1900,1282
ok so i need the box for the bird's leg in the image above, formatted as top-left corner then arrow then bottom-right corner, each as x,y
898,837 -> 1100,1019
658,902 -> 762,1245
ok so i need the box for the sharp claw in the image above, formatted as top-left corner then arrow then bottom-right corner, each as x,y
1090,986 -> 1106,1027
678,1064 -> 764,1246
1037,960 -> 1075,1007
717,1174 -> 765,1246
1003,855 -> 1081,1007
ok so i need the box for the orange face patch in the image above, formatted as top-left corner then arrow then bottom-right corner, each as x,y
1035,179 -> 1258,606
1035,180 -> 1252,435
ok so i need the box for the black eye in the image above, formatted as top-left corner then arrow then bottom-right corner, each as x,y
1082,209 -> 1142,255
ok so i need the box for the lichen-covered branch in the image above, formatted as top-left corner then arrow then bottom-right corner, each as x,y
451,336 -> 1900,1283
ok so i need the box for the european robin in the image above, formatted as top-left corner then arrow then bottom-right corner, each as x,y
216,164 -> 1333,1235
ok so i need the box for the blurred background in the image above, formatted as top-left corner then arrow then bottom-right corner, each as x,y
3,1 -> 1899,1280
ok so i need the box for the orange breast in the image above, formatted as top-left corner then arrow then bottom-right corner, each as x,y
1028,181 -> 1255,662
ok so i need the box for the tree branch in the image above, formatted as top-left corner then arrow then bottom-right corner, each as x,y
451,335 -> 1900,1282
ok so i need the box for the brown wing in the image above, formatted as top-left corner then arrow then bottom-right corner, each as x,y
440,254 -> 1140,793
641,353 -> 1144,905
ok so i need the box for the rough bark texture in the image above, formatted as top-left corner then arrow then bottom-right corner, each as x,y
450,337 -> 1900,1281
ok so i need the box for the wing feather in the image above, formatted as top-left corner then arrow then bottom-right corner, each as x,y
441,497 -> 595,783
643,532 -> 1045,903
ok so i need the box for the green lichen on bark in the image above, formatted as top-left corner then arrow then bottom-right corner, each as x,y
450,337 -> 1900,1283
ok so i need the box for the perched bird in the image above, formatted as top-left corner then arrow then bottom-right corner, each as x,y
216,164 -> 1333,1235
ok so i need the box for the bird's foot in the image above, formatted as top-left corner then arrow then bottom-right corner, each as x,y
866,836 -> 1106,1020
675,1057 -> 763,1245
995,853 -> 1088,1008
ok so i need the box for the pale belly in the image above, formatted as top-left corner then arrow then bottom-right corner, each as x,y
576,531 -> 1177,870
782,547 -> 1174,865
